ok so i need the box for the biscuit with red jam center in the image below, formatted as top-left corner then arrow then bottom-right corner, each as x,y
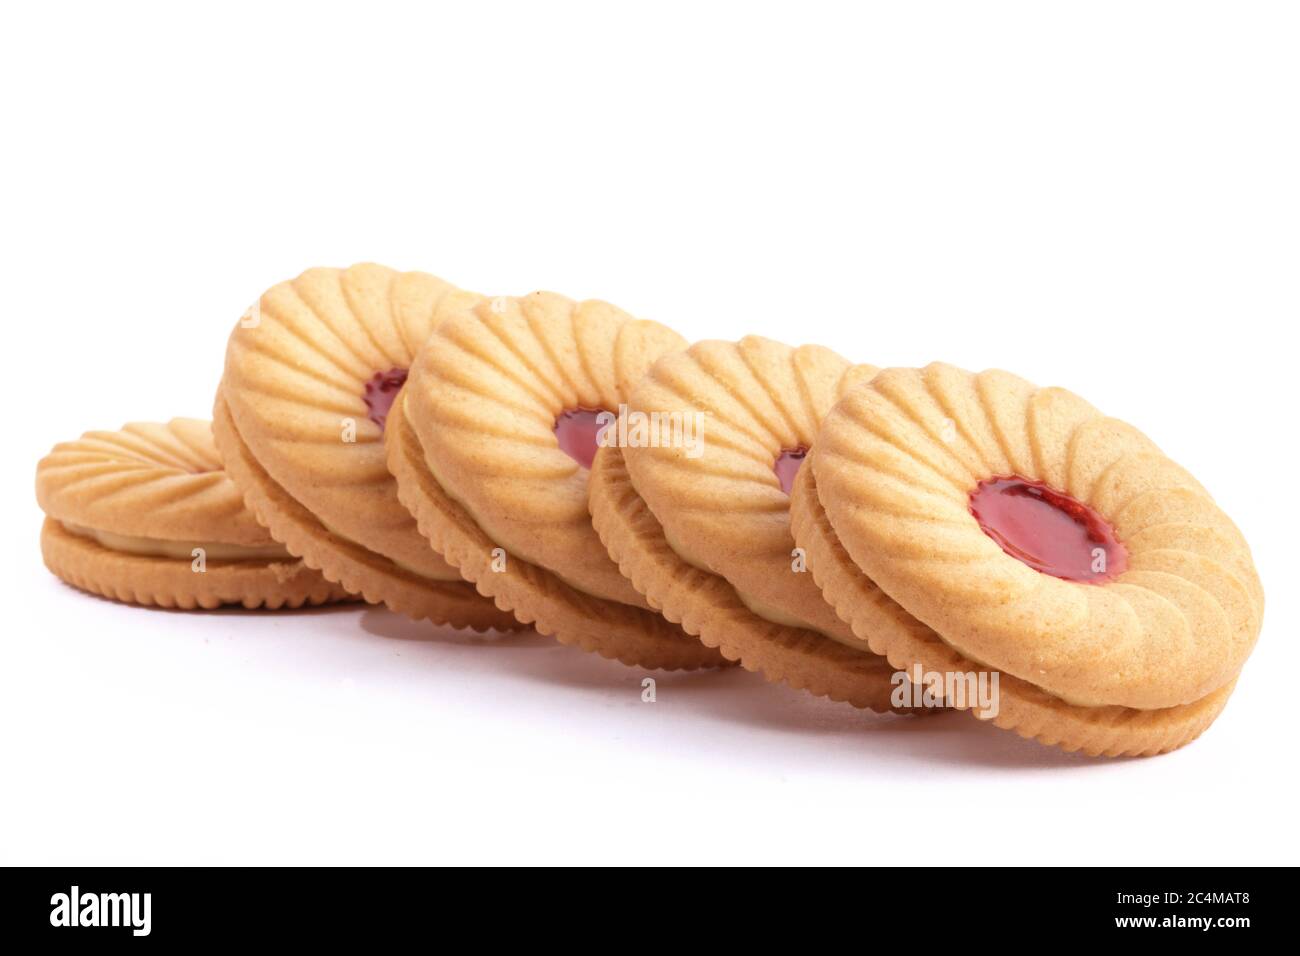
214,263 -> 520,631
789,362 -> 1262,755
587,336 -> 911,712
388,291 -> 724,669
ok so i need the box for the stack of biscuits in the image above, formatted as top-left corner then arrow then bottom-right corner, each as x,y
36,264 -> 1264,757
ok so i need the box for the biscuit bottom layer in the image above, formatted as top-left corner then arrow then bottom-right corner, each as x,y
41,518 -> 351,610
67,515 -> 462,582
61,522 -> 290,562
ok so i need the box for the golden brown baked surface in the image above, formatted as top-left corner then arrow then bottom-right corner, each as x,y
810,363 -> 1261,711
36,419 -> 352,609
402,291 -> 687,607
386,391 -> 723,669
789,458 -> 1237,756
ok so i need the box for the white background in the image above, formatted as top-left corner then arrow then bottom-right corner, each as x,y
2,1 -> 1296,865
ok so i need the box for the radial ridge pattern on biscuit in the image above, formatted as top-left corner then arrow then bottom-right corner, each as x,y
621,337 -> 877,641
37,419 -> 270,545
586,336 -> 912,712
36,419 -> 351,609
391,291 -> 727,669
35,259 -> 1266,757
787,459 -> 1239,757
404,292 -> 687,607
214,263 -> 522,629
810,363 -> 1262,712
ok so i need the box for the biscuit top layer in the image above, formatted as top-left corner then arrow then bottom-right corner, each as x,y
621,336 -> 879,645
35,418 -> 278,546
812,363 -> 1264,710
404,292 -> 687,607
219,264 -> 472,582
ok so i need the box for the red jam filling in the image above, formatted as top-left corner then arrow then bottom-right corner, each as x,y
362,368 -> 408,429
969,476 -> 1127,583
774,447 -> 808,495
554,408 -> 610,469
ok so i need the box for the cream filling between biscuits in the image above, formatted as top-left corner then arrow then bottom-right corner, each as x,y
660,524 -> 876,654
62,523 -> 291,562
422,473 -> 606,596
